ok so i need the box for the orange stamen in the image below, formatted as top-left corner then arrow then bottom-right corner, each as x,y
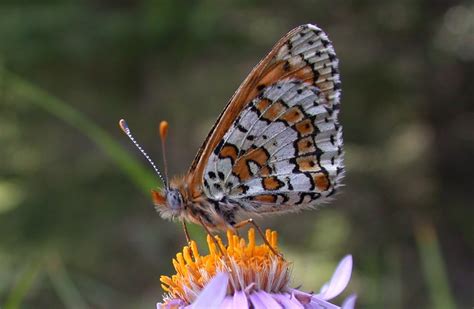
160,228 -> 289,305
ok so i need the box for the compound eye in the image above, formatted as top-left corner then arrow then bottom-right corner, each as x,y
166,190 -> 182,210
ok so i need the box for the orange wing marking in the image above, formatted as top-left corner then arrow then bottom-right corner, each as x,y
232,147 -> 270,181
218,143 -> 239,164
280,106 -> 305,124
262,176 -> 285,191
314,173 -> 330,191
295,119 -> 315,136
255,98 -> 272,113
261,101 -> 287,122
251,194 -> 277,203
296,137 -> 316,155
295,155 -> 320,172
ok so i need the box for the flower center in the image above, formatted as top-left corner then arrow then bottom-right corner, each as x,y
160,228 -> 291,304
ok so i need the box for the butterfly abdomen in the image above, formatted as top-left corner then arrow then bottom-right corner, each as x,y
183,198 -> 239,230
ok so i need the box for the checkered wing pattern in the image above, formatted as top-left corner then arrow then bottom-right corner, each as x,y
191,24 -> 343,214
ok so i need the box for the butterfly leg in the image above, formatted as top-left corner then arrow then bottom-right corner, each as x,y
233,218 -> 283,259
198,217 -> 225,256
181,220 -> 191,244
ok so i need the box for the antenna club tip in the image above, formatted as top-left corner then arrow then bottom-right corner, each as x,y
159,121 -> 169,139
119,119 -> 130,134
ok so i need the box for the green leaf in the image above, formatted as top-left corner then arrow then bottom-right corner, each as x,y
4,259 -> 42,309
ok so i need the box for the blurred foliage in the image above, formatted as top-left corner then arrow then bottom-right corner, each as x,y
0,0 -> 473,308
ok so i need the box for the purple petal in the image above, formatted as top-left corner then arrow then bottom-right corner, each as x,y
254,291 -> 283,308
190,272 -> 229,308
220,296 -> 233,308
341,294 -> 357,309
291,289 -> 313,304
232,291 -> 249,309
249,292 -> 266,309
319,283 -> 329,295
318,255 -> 353,300
249,291 -> 284,309
272,293 -> 304,309
308,296 -> 340,309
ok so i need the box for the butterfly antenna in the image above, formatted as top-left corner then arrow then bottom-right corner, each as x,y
159,121 -> 170,189
119,119 -> 167,187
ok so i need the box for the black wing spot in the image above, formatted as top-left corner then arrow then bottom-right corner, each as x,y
325,106 -> 334,116
214,140 -> 224,155
208,171 -> 216,179
237,124 -> 248,133
218,171 -> 225,180
239,185 -> 249,194
327,188 -> 336,197
286,177 -> 293,190
295,193 -> 305,205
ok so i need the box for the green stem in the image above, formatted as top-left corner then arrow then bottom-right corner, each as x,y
414,220 -> 456,309
46,254 -> 88,309
1,68 -> 156,194
4,260 -> 43,309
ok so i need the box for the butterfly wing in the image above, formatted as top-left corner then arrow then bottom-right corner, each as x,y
188,24 -> 342,213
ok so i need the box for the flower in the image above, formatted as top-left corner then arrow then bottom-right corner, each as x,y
159,228 -> 356,308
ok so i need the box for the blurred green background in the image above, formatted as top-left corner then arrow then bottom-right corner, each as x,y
0,0 -> 473,308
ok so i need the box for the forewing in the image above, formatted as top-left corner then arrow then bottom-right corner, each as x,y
190,24 -> 342,212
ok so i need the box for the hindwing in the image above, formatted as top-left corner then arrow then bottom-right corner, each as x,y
188,24 -> 343,213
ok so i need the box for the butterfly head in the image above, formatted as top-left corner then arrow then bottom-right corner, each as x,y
151,187 -> 184,219
165,189 -> 183,211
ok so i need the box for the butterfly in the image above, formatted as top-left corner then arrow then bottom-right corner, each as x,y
120,24 -> 343,242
